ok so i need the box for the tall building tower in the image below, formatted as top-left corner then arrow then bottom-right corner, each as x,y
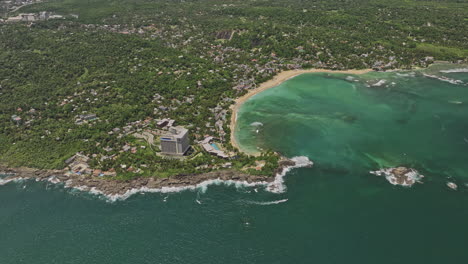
160,127 -> 190,155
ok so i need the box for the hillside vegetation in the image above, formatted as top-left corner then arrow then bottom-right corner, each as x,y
0,0 -> 466,177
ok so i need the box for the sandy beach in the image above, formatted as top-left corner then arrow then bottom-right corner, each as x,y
229,68 -> 373,153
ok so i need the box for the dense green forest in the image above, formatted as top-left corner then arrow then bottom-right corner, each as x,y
0,0 -> 467,178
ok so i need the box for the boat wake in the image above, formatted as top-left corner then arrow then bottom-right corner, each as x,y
244,198 -> 288,206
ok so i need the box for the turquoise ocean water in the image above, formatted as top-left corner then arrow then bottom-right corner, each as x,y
1,64 -> 468,263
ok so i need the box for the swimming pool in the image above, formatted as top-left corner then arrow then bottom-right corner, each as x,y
210,143 -> 220,150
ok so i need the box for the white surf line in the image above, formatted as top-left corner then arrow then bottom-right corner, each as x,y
440,68 -> 468,73
423,73 -> 464,85
266,156 -> 313,194
1,156 -> 313,202
0,177 -> 25,186
71,156 -> 313,202
72,179 -> 270,202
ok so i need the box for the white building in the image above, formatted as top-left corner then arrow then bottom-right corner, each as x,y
160,127 -> 190,155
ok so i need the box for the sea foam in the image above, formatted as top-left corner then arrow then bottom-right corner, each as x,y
70,179 -> 270,202
440,68 -> 468,73
0,177 -> 25,186
396,72 -> 416,77
266,156 -> 313,194
371,80 -> 387,87
423,74 -> 464,85
72,156 -> 313,202
0,156 -> 313,202
250,121 -> 264,127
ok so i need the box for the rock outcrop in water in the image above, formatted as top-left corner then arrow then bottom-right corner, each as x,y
370,166 -> 424,187
446,182 -> 458,190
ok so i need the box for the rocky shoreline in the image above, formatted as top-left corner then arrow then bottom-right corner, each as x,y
0,157 -> 312,201
370,166 -> 424,187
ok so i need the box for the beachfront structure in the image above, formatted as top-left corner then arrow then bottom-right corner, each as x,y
201,136 -> 214,144
160,126 -> 190,155
202,143 -> 229,158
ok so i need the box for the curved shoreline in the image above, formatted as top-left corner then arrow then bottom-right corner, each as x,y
1,68 -> 373,199
0,157 -> 313,201
229,68 -> 373,154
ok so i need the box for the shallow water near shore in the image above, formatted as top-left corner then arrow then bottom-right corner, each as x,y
2,64 -> 468,263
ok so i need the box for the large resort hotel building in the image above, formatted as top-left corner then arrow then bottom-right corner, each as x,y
160,127 -> 190,155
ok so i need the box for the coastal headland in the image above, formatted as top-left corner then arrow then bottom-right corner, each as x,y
0,158 -> 310,201
1,68 -> 381,199
2,64 -> 467,198
229,68 -> 373,154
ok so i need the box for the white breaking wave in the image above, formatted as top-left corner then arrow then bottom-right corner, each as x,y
245,199 -> 288,205
73,156 -> 313,201
72,179 -> 270,202
0,178 -> 13,186
250,122 -> 264,127
440,68 -> 468,73
0,173 -> 15,179
266,156 -> 313,194
0,177 -> 25,186
423,74 -> 464,85
371,80 -> 386,87
396,72 -> 416,77
47,176 -> 61,184
1,157 -> 313,202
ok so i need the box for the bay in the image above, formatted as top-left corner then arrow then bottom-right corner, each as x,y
1,64 -> 468,263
